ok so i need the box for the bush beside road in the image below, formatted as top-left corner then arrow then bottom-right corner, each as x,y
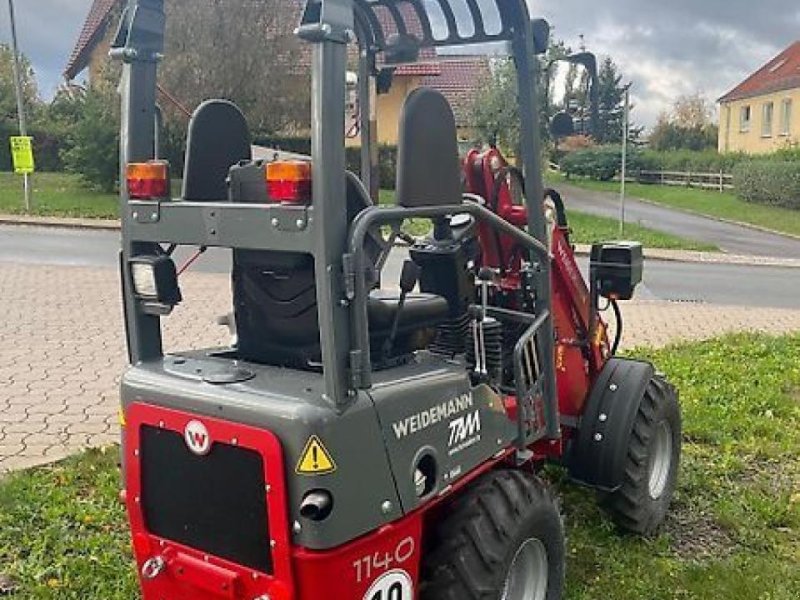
0,333 -> 797,599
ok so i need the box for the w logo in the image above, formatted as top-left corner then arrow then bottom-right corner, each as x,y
184,420 -> 211,455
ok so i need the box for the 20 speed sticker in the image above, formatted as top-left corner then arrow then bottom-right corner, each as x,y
362,569 -> 413,600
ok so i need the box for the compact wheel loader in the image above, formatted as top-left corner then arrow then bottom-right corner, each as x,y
114,1 -> 681,598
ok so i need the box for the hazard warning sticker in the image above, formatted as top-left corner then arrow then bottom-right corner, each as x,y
296,435 -> 337,475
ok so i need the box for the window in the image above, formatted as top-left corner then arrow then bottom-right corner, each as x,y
762,102 -> 774,137
740,105 -> 751,132
780,99 -> 793,136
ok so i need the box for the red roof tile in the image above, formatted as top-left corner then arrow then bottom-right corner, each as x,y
720,41 -> 800,103
64,0 -> 119,80
421,56 -> 491,126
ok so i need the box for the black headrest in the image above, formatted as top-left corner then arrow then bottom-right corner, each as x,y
183,100 -> 252,201
395,88 -> 462,208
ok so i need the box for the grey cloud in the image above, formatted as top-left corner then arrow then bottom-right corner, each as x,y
2,1 -> 797,128
1,0 -> 93,98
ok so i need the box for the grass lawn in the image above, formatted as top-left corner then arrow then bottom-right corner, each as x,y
1,333 -> 798,598
0,172 -> 118,219
548,171 -> 800,239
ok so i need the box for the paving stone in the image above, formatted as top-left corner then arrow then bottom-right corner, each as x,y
1,261 -> 799,472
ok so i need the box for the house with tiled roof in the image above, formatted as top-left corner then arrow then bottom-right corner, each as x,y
65,0 -> 487,144
718,41 -> 800,153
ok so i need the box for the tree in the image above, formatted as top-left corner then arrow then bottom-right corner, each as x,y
0,44 -> 40,170
595,57 -> 627,144
672,93 -> 715,129
60,67 -> 120,191
160,0 -> 310,135
649,93 -> 718,151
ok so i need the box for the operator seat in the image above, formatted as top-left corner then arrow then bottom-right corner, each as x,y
179,97 -> 454,369
232,173 -> 448,368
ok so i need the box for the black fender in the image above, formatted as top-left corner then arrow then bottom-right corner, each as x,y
568,358 -> 655,491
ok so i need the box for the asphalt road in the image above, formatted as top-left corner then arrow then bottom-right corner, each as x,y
2,225 -> 799,309
556,184 -> 800,259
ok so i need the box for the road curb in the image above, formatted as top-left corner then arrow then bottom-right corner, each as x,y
0,214 -> 120,231
572,245 -> 800,269
2,213 -> 798,269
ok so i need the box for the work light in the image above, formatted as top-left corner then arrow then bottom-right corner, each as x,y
129,255 -> 182,312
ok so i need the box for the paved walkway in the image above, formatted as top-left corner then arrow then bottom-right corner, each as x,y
2,262 -> 800,473
556,184 -> 800,258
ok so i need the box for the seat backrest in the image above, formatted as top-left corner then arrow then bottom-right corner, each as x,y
183,100 -> 252,201
395,87 -> 462,208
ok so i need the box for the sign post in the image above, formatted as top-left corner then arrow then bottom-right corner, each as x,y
6,0 -> 33,211
619,83 -> 632,236
10,135 -> 35,173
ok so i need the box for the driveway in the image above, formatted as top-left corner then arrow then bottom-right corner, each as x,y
555,183 -> 800,259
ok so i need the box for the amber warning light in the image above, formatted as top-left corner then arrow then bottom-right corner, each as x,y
267,160 -> 312,204
127,161 -> 169,200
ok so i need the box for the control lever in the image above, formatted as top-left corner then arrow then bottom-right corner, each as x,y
473,267 -> 496,377
382,260 -> 421,359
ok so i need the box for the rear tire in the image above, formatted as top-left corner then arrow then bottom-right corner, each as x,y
420,470 -> 564,600
602,375 -> 681,535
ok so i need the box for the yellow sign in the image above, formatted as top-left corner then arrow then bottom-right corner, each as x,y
296,435 -> 337,475
10,136 -> 35,174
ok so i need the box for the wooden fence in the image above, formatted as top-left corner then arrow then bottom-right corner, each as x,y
635,170 -> 734,192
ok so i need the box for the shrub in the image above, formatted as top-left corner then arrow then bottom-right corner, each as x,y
61,88 -> 119,192
560,145 -> 652,181
733,160 -> 800,209
345,144 -> 397,190
639,149 -> 748,173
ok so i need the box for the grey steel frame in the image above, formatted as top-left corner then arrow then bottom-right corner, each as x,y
114,0 -> 559,438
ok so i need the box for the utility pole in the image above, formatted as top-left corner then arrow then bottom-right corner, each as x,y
7,0 -> 32,211
619,83 -> 631,236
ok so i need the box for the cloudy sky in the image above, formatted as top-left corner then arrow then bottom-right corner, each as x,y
2,0 -> 799,128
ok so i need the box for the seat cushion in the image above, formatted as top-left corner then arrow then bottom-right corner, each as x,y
367,290 -> 450,331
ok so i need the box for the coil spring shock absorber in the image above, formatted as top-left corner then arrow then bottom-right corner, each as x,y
467,268 -> 504,385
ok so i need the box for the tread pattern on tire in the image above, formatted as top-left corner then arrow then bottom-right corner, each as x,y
420,470 -> 564,600
603,375 -> 681,535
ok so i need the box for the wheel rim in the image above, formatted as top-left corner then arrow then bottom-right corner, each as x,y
648,420 -> 673,500
501,538 -> 548,600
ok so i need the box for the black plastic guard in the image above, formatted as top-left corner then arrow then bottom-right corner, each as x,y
568,358 -> 655,491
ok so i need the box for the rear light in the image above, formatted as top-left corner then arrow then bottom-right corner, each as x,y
127,161 -> 169,200
266,160 -> 312,204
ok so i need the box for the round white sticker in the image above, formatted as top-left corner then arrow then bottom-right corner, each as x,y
184,420 -> 211,455
362,569 -> 413,600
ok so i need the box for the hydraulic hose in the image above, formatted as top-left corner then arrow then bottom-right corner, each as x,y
610,298 -> 623,355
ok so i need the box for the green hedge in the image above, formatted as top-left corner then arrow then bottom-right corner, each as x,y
733,160 -> 800,209
560,147 -> 800,182
560,146 -> 652,181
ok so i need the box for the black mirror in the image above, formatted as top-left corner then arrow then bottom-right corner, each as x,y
384,33 -> 421,65
550,112 -> 575,139
532,19 -> 550,55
